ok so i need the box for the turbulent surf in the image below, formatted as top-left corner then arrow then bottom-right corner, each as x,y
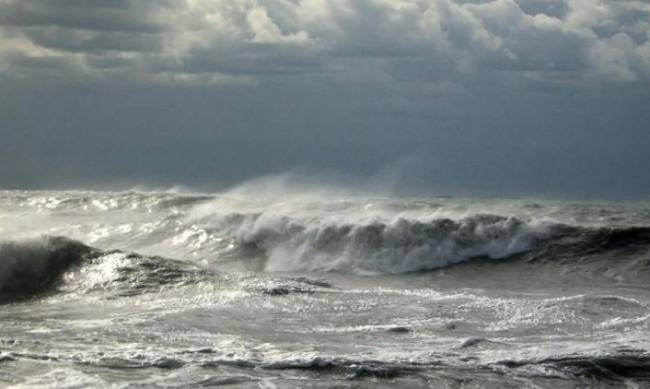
1,189 -> 650,388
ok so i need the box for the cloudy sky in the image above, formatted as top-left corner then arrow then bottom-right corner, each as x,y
1,0 -> 649,198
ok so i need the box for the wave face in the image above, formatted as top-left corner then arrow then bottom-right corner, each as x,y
0,239 -> 213,304
213,213 -> 554,273
0,236 -> 94,301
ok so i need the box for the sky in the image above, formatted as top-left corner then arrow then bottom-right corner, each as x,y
0,0 -> 649,199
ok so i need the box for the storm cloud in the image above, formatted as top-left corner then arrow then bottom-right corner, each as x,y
2,0 -> 649,83
0,0 -> 649,198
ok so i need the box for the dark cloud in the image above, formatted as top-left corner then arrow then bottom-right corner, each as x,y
0,0 -> 169,32
20,27 -> 164,54
515,0 -> 569,18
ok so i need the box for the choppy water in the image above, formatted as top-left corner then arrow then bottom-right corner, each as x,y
1,189 -> 650,388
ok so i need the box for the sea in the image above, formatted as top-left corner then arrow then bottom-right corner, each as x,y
1,188 -> 650,388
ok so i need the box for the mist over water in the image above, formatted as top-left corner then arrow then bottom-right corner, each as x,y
1,176 -> 650,387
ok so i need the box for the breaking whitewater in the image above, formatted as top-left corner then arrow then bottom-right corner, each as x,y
2,189 -> 650,388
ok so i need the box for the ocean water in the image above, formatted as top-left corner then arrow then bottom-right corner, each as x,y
1,189 -> 650,388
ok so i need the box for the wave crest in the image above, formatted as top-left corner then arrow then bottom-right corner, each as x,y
0,236 -> 95,301
222,214 -> 555,273
0,236 -> 213,303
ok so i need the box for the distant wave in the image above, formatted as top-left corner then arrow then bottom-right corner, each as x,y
0,191 -> 214,213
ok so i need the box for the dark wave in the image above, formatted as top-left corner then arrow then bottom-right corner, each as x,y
261,357 -> 406,379
496,353 -> 650,381
518,225 -> 650,266
0,236 -> 97,303
0,236 -> 210,304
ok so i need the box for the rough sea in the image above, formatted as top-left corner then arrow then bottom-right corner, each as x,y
1,188 -> 650,388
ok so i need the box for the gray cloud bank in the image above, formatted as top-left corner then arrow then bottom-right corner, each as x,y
0,0 -> 649,199
1,0 -> 650,83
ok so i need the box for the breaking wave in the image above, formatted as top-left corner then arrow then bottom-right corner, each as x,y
0,236 -> 209,303
220,214 -> 556,273
2,222 -> 650,302
0,237 -> 96,302
5,190 -> 650,274
3,190 -> 650,299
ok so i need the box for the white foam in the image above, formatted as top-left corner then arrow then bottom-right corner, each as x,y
191,209 -> 556,273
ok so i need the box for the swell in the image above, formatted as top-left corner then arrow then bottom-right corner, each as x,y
577,225 -> 650,251
521,225 -> 650,262
496,353 -> 650,381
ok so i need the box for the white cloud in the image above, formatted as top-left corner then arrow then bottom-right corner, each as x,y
247,7 -> 310,44
591,31 -> 650,81
0,0 -> 649,85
